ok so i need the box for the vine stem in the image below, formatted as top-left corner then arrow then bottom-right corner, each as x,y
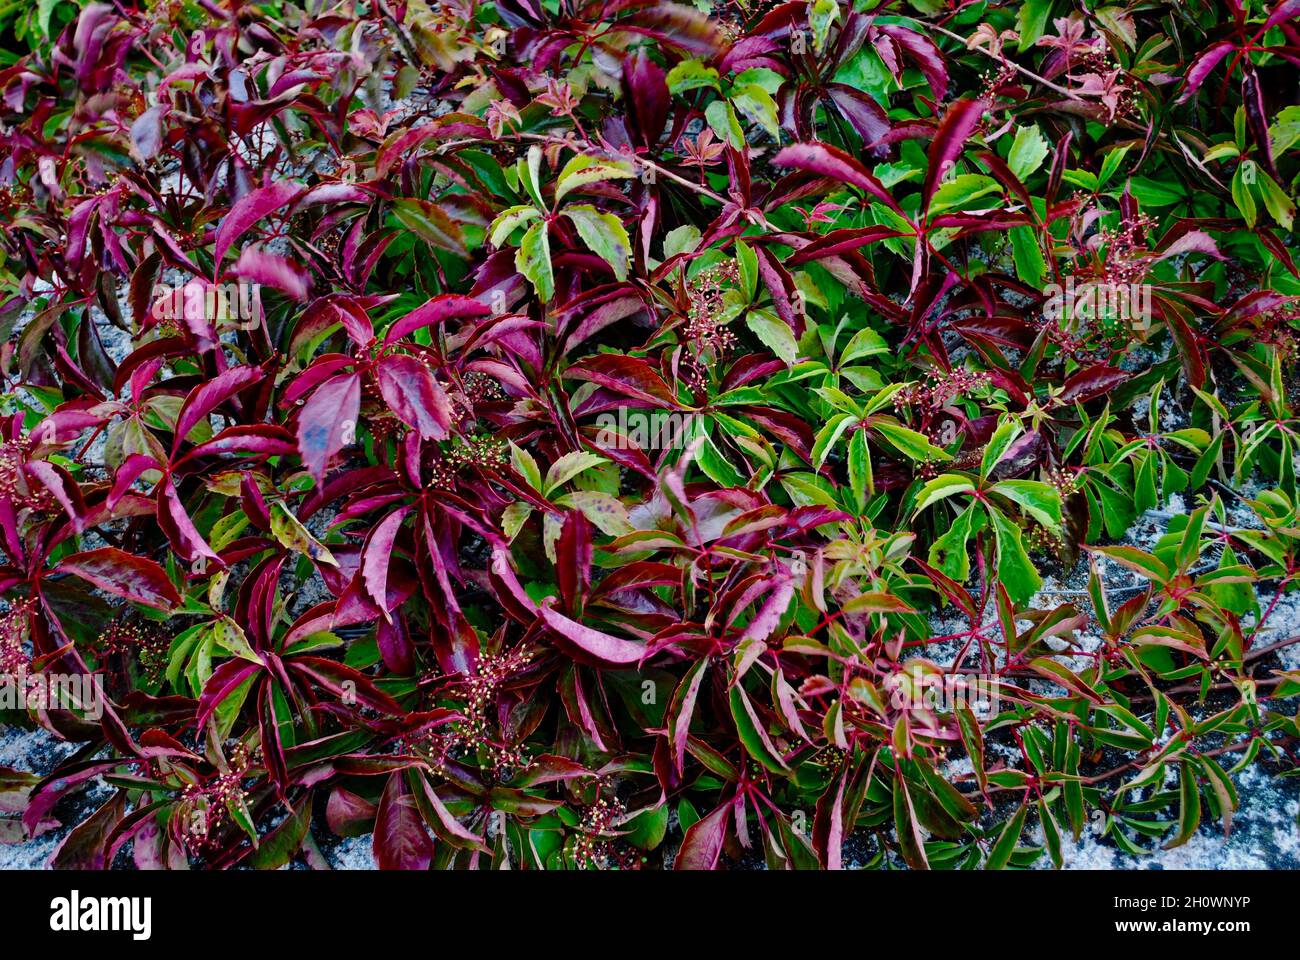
923,23 -> 1085,101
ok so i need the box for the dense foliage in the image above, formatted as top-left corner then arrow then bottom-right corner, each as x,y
0,0 -> 1299,870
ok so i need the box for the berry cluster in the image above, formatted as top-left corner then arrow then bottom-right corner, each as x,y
1095,212 -> 1158,286
412,646 -> 537,779
0,601 -> 32,678
573,793 -> 632,869
682,260 -> 740,392
446,434 -> 508,471
894,369 -> 991,411
174,747 -> 252,854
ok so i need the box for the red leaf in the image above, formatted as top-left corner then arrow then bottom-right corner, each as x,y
675,799 -> 731,870
374,772 -> 433,870
922,98 -> 987,215
565,354 -> 682,408
173,364 -> 265,457
297,372 -> 361,483
213,180 -> 303,266
382,294 -> 491,345
55,547 -> 181,610
773,142 -> 903,214
538,600 -> 647,667
375,354 -> 452,441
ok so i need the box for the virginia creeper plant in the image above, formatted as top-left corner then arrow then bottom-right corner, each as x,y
0,0 -> 1298,870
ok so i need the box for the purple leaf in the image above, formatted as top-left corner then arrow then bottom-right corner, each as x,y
538,599 -> 647,667
229,246 -> 311,301
213,179 -> 303,267
173,364 -> 265,457
374,772 -> 434,870
923,99 -> 988,215
878,25 -> 949,100
375,354 -> 452,441
297,373 -> 361,483
55,547 -> 181,610
826,84 -> 892,156
675,799 -> 731,870
1176,41 -> 1236,103
382,294 -> 491,345
623,49 -> 670,148
361,507 -> 410,618
772,142 -> 904,214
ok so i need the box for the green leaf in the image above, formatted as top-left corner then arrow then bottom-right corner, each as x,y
809,0 -> 840,54
848,427 -> 871,510
390,199 -> 465,253
1126,176 -> 1186,207
1009,225 -> 1046,289
746,308 -> 798,365
1231,163 -> 1257,227
928,174 -> 1000,217
488,204 -> 541,247
1256,170 -> 1296,230
555,155 -> 635,204
892,775 -> 929,870
987,505 -> 1042,605
210,617 -> 264,666
662,224 -> 701,261
928,502 -> 978,582
666,59 -> 721,94
705,99 -> 745,149
981,416 -> 1023,480
729,684 -> 789,773
985,801 -> 1028,870
1164,761 -> 1201,849
1039,799 -> 1062,868
516,220 -> 554,301
248,795 -> 312,868
544,450 -> 608,496
839,326 -> 889,365
1007,126 -> 1049,180
913,473 -> 976,513
270,502 -> 337,566
731,84 -> 780,141
1270,105 -> 1300,155
563,205 -> 631,280
1016,0 -> 1053,51
510,441 -> 542,491
1098,145 -> 1131,187
992,479 -> 1063,531
874,421 -> 951,462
